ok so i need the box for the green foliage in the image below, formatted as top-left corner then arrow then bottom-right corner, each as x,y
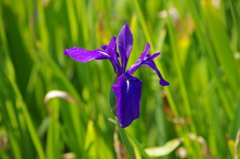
0,0 -> 239,158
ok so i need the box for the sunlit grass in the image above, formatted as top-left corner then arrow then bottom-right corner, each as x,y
0,0 -> 240,158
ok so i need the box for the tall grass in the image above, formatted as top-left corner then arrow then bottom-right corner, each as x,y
0,0 -> 240,158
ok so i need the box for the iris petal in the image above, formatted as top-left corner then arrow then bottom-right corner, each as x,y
118,24 -> 133,72
64,47 -> 110,62
112,73 -> 142,128
127,43 -> 170,86
64,37 -> 121,76
106,37 -> 121,76
142,60 -> 170,86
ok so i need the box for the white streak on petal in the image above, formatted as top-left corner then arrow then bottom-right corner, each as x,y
98,51 -> 110,57
126,80 -> 130,92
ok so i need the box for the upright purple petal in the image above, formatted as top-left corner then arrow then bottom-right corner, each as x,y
140,43 -> 150,60
127,43 -> 170,86
106,37 -> 122,76
118,24 -> 133,72
112,73 -> 142,128
102,44 -> 119,57
64,47 -> 110,62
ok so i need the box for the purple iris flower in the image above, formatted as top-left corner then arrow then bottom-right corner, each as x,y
64,24 -> 169,128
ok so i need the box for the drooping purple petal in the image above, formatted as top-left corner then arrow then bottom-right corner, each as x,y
64,47 -> 110,62
112,73 -> 142,128
127,43 -> 170,86
106,36 -> 122,76
118,24 -> 133,72
142,60 -> 170,86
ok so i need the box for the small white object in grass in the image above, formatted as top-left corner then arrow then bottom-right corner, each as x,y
108,118 -> 117,125
234,52 -> 240,60
158,7 -> 179,20
176,146 -> 187,158
44,90 -> 83,112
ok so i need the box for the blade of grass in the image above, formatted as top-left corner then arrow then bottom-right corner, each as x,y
126,131 -> 151,159
37,0 -> 49,54
230,93 -> 240,139
161,1 -> 204,158
0,150 -> 9,159
0,69 -> 46,159
0,12 -> 46,158
185,0 -> 233,120
46,99 -> 61,159
202,1 -> 239,94
228,0 -> 240,46
66,0 -> 78,44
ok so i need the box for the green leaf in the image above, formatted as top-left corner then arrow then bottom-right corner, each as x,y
230,96 -> 240,139
109,76 -> 118,116
127,132 -> 151,159
145,138 -> 182,157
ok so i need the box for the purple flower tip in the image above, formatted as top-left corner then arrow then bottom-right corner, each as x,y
160,79 -> 170,86
64,49 -> 69,55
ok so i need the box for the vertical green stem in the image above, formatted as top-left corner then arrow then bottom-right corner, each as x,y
116,118 -> 136,159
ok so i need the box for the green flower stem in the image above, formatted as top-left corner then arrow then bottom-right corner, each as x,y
116,117 -> 136,159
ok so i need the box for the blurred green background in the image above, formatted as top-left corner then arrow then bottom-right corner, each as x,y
0,0 -> 240,158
